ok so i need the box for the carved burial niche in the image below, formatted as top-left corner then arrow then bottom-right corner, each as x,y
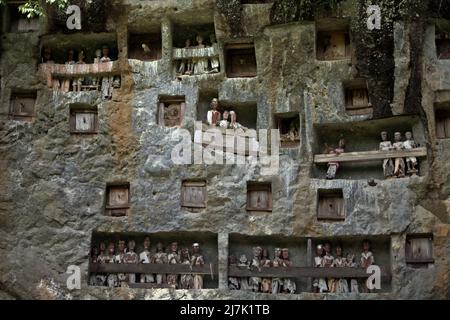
225,43 -> 257,78
435,109 -> 450,139
405,235 -> 434,267
436,32 -> 450,60
316,27 -> 351,61
105,183 -> 130,217
344,80 -> 372,116
69,104 -> 98,134
275,113 -> 300,148
317,189 -> 345,221
128,33 -> 162,61
9,90 -> 37,121
157,96 -> 186,127
181,180 -> 207,209
246,182 -> 272,212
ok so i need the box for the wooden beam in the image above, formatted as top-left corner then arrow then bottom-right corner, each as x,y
228,266 -> 391,278
314,147 -> 427,164
90,263 -> 218,275
129,283 -> 173,289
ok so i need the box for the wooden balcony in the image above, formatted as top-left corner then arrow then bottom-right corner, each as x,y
172,46 -> 219,60
40,61 -> 119,77
89,263 -> 390,279
314,147 -> 427,164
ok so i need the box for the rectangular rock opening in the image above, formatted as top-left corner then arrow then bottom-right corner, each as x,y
104,183 -> 130,217
89,231 -> 218,289
311,237 -> 392,293
173,23 -> 216,49
246,182 -> 272,212
316,19 -> 351,61
312,116 -> 427,180
128,32 -> 162,61
40,33 -> 118,64
69,103 -> 98,134
274,112 -> 300,148
228,233 -> 308,294
405,234 -> 434,268
225,43 -> 257,78
157,96 -> 186,127
343,80 -> 372,116
435,108 -> 450,139
317,189 -> 345,221
435,21 -> 450,60
9,90 -> 37,121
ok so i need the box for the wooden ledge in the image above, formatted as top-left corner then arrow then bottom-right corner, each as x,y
228,266 -> 391,279
90,263 -> 218,275
314,147 -> 427,164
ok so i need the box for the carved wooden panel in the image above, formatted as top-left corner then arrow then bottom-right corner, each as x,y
9,93 -> 36,121
181,181 -> 206,208
317,191 -> 345,220
345,87 -> 372,116
105,185 -> 130,217
70,107 -> 98,134
436,111 -> 450,139
226,45 -> 257,78
406,236 -> 434,263
317,31 -> 351,61
158,100 -> 185,127
246,183 -> 272,211
75,113 -> 96,132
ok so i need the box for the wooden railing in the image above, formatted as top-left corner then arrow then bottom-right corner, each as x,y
40,61 -> 119,77
89,263 -> 390,279
314,147 -> 427,164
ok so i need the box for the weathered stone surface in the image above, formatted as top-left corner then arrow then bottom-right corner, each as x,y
0,0 -> 448,300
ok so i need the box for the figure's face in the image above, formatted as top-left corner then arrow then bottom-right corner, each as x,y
186,39 -> 191,46
193,244 -> 200,253
211,99 -> 218,110
144,237 -> 150,249
118,241 -> 125,252
405,132 -> 412,140
128,241 -> 135,251
336,246 -> 342,257
223,111 -> 229,120
99,242 -> 106,251
316,246 -> 323,256
102,47 -> 109,57
68,50 -> 74,60
108,243 -> 115,254
282,249 -> 289,259
78,52 -> 85,61
240,255 -> 247,263
347,253 -> 353,262
363,241 -> 370,251
156,242 -> 163,252
324,243 -> 331,253
262,249 -> 268,259
381,132 -> 387,141
339,139 -> 345,148
229,255 -> 236,264
253,247 -> 262,257
394,133 -> 401,141
171,243 -> 178,252
275,248 -> 281,258
197,35 -> 203,44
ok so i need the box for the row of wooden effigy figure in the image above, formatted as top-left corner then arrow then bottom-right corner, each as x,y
229,240 -> 376,294
89,238 -> 206,289
41,46 -> 120,99
325,131 -> 420,179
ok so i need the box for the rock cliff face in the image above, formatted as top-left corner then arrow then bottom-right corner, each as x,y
0,0 -> 448,299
